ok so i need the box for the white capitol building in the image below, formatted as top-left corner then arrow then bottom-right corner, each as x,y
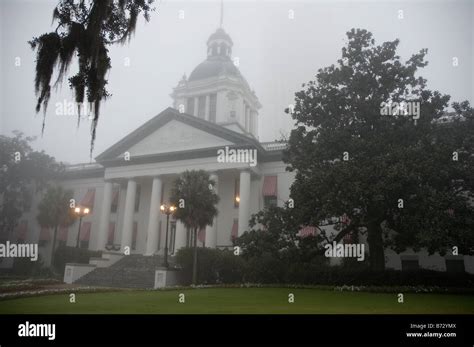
2,26 -> 472,279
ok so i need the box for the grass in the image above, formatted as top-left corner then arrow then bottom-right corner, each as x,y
1,288 -> 474,314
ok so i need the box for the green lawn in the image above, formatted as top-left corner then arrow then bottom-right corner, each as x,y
1,288 -> 473,314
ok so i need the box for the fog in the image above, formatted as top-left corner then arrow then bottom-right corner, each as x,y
1,0 -> 472,164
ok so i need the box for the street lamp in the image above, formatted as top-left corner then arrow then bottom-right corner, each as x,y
74,206 -> 90,248
160,203 -> 176,268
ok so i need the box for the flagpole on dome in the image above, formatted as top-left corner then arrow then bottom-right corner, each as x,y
220,0 -> 224,28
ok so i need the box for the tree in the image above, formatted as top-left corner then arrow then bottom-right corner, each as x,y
284,28 -> 474,270
37,185 -> 77,267
170,170 -> 219,284
235,205 -> 327,264
29,0 -> 155,156
0,131 -> 63,234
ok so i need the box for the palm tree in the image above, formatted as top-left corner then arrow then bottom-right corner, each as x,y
170,170 -> 219,284
37,185 -> 76,269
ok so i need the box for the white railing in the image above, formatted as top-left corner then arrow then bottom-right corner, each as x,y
261,142 -> 287,151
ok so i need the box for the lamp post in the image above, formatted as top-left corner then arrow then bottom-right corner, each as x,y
160,203 -> 176,268
74,206 -> 90,248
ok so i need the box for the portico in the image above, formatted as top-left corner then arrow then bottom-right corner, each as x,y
94,163 -> 256,256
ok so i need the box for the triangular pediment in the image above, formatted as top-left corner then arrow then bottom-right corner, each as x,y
96,107 -> 264,163
127,119 -> 233,156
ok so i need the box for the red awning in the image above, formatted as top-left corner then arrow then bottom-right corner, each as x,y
15,221 -> 28,241
39,228 -> 51,241
262,176 -> 277,197
58,226 -> 68,241
298,226 -> 317,238
108,223 -> 115,244
198,227 -> 206,243
80,222 -> 92,241
80,188 -> 96,209
231,220 -> 238,240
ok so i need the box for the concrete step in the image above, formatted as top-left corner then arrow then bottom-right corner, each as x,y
76,254 -> 172,288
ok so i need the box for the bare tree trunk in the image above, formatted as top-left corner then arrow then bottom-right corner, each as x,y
192,227 -> 198,285
367,220 -> 385,271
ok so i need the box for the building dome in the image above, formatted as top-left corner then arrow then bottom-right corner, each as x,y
188,58 -> 241,81
207,28 -> 233,45
188,28 -> 240,82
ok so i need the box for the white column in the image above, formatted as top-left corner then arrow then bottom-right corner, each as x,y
238,170 -> 251,236
174,221 -> 187,252
121,179 -> 137,252
205,173 -> 218,248
96,181 -> 113,251
253,111 -> 258,138
205,95 -> 210,121
193,97 -> 199,117
145,176 -> 162,255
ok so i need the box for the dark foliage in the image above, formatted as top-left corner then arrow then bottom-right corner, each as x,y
53,245 -> 101,274
29,0 -> 155,156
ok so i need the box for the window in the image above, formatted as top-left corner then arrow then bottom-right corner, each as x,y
234,178 -> 240,208
134,185 -> 141,212
231,219 -> 238,241
170,221 -> 176,254
264,196 -> 277,209
108,223 -> 115,245
111,188 -> 119,213
187,97 -> 195,115
209,94 -> 217,123
198,95 -> 206,119
79,222 -> 91,249
262,176 -> 278,209
80,188 -> 96,212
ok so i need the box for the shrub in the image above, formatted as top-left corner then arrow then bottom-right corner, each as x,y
243,254 -> 286,284
175,248 -> 245,284
53,246 -> 102,274
11,254 -> 45,277
216,250 -> 245,283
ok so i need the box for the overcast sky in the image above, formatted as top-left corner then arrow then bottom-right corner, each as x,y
1,0 -> 472,164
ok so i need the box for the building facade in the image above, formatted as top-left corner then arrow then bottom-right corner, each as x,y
1,27 -> 472,275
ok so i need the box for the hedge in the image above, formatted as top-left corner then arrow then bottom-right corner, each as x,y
175,247 -> 474,287
53,246 -> 102,274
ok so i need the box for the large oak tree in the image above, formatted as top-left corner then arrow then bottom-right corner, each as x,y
284,29 -> 474,270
